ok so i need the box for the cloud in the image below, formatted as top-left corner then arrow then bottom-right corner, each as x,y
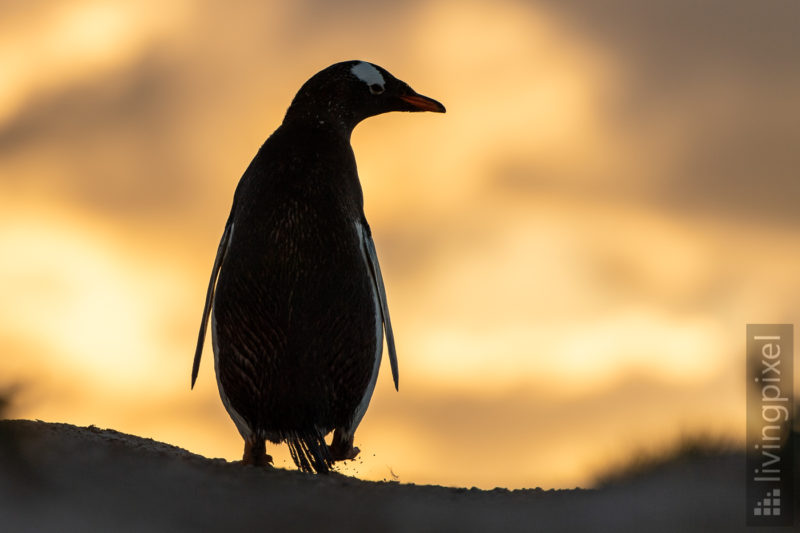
537,0 -> 800,224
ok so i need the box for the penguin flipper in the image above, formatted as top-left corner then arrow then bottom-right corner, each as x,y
361,222 -> 399,391
191,221 -> 233,389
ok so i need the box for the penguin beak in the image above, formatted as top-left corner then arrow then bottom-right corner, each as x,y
399,91 -> 446,113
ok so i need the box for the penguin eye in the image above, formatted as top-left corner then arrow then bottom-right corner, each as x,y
369,83 -> 385,95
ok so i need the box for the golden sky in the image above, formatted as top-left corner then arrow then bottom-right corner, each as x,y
1,0 -> 799,489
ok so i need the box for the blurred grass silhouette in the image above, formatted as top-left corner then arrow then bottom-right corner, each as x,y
592,433 -> 739,488
0,384 -> 34,486
0,389 -> 10,419
0,382 -> 21,420
594,424 -> 800,491
0,384 -> 22,460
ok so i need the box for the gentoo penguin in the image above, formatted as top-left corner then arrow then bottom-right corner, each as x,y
191,61 -> 445,473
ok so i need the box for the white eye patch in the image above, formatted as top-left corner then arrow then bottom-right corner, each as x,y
351,62 -> 385,93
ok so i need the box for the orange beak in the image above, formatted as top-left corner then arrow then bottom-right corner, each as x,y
399,92 -> 446,113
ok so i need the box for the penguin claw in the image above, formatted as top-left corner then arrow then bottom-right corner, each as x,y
328,429 -> 360,461
241,455 -> 274,467
329,444 -> 360,462
241,452 -> 274,467
242,439 -> 273,466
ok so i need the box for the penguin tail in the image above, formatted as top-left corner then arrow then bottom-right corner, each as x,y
287,433 -> 332,474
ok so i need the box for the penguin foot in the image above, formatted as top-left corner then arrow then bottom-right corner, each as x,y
242,438 -> 273,467
330,445 -> 360,461
328,429 -> 360,461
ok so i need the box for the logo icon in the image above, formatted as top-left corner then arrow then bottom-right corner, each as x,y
753,488 -> 781,517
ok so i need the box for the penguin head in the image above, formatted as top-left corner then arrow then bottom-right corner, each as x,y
284,60 -> 445,130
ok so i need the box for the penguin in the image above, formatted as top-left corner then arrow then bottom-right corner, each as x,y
191,61 -> 445,473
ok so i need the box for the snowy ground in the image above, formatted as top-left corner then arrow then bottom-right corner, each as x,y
0,420 -> 787,532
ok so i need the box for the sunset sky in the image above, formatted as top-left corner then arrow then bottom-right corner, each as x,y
1,0 -> 799,489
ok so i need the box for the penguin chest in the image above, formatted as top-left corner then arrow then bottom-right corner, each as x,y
212,214 -> 381,430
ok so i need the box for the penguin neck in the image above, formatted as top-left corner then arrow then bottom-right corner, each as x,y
282,104 -> 359,141
267,117 -> 364,214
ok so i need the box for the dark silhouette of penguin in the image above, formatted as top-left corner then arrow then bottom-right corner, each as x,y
192,61 -> 445,473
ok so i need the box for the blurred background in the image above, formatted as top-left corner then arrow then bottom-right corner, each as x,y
1,0 -> 799,489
